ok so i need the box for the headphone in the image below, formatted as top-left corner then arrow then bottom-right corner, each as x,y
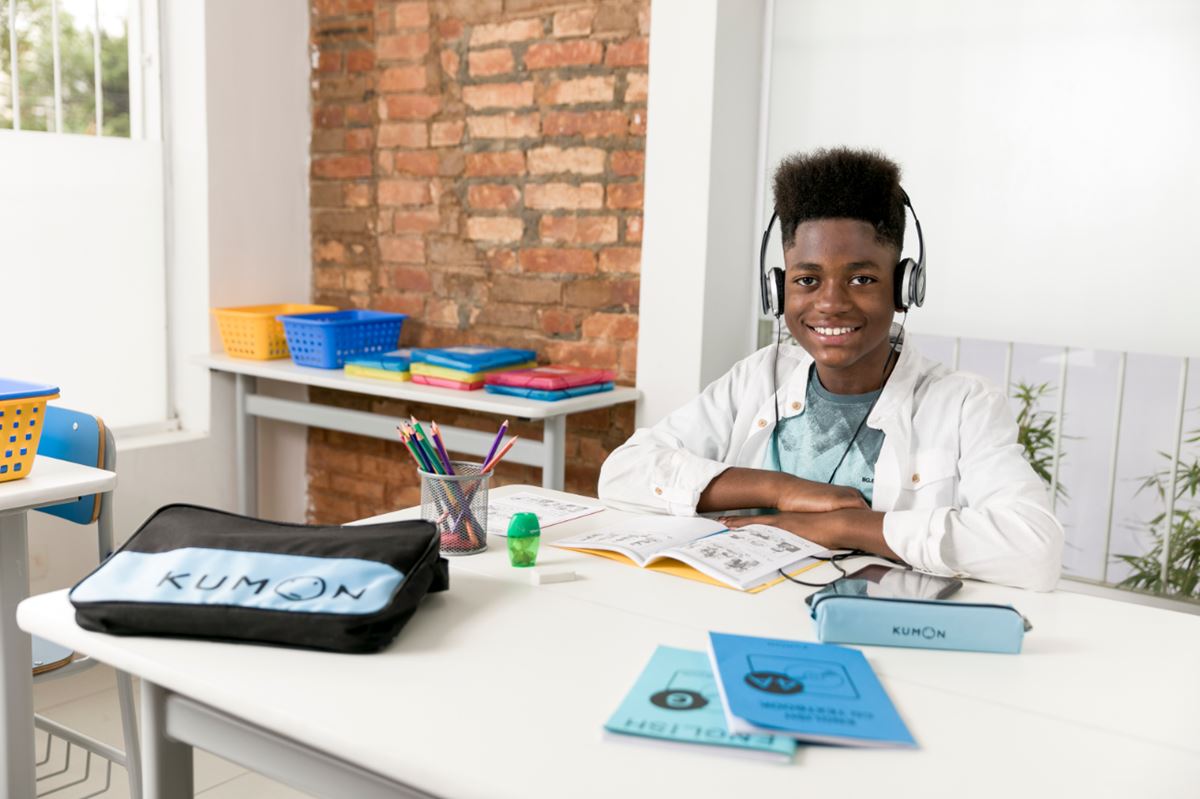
758,189 -> 926,317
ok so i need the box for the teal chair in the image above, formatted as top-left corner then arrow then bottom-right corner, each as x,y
34,407 -> 141,799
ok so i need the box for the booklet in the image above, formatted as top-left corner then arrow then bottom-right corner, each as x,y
553,516 -> 828,591
604,645 -> 797,762
707,632 -> 916,748
487,491 -> 605,537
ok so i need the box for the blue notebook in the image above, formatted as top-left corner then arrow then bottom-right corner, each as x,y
483,382 -> 614,402
410,346 -> 536,372
604,646 -> 796,762
707,632 -> 916,748
344,348 -> 413,371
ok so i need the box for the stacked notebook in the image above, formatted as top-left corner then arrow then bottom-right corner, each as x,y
343,349 -> 412,383
605,634 -> 915,761
409,347 -> 537,391
485,364 -> 615,401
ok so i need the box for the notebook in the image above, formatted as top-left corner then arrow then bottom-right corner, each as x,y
344,349 -> 413,382
554,515 -> 827,592
604,645 -> 797,762
707,632 -> 916,748
411,374 -> 484,391
410,360 -> 537,384
483,382 -> 615,401
410,346 -> 537,372
487,365 -> 615,390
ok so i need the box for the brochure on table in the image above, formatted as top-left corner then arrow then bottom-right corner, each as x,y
487,491 -> 605,537
707,632 -> 916,748
604,645 -> 797,762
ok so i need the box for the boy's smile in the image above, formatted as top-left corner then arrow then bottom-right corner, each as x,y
783,218 -> 899,395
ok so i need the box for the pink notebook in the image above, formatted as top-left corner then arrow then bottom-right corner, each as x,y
486,365 -> 615,390
411,374 -> 484,391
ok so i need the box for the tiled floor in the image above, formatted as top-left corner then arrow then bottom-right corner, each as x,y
33,664 -> 315,798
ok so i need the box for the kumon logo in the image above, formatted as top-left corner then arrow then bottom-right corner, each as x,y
157,571 -> 367,602
892,625 -> 947,640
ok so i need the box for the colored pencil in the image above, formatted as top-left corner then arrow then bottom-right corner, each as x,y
483,434 -> 518,472
400,426 -> 430,473
409,418 -> 447,475
396,427 -> 427,470
482,419 -> 509,467
429,421 -> 455,474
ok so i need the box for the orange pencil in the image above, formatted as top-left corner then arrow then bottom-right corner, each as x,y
482,435 -> 519,472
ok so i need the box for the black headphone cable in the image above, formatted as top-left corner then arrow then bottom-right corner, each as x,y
774,312 -> 908,587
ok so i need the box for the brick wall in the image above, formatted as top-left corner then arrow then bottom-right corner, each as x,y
307,0 -> 649,522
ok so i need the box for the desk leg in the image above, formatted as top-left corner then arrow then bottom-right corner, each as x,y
235,373 -> 259,516
542,416 -> 566,490
0,512 -> 35,799
142,682 -> 192,799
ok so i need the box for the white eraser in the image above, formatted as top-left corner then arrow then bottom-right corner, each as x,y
529,568 -> 577,585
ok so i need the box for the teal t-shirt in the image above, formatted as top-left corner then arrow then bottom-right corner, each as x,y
763,366 -> 885,504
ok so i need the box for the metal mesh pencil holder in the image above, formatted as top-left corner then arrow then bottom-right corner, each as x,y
420,461 -> 490,556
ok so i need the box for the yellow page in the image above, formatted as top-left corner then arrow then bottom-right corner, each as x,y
344,364 -> 411,382
570,548 -> 824,593
410,361 -> 537,383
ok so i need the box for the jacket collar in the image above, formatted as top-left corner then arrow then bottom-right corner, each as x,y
771,324 -> 923,428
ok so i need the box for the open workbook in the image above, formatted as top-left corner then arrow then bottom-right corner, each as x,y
553,515 -> 828,591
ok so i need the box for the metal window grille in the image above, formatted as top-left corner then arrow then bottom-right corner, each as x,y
2,0 -> 152,137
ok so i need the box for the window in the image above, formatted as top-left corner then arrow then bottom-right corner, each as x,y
1,0 -> 167,432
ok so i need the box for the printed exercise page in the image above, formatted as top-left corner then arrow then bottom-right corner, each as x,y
487,491 -> 605,536
662,525 -> 829,590
555,515 -> 727,566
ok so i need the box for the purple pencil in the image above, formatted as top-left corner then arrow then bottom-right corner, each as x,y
430,421 -> 456,475
483,419 -> 508,466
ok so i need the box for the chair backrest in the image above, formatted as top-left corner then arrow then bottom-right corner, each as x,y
34,406 -> 116,559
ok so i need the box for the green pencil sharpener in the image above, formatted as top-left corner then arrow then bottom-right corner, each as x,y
507,512 -> 541,568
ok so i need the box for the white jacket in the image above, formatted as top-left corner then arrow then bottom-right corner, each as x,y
598,341 -> 1064,591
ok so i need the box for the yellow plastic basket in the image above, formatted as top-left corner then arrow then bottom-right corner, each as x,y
212,304 -> 337,360
0,382 -> 59,483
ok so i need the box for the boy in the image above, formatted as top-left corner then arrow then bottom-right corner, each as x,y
598,148 -> 1063,591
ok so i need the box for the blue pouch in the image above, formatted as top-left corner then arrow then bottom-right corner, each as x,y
809,594 -> 1031,654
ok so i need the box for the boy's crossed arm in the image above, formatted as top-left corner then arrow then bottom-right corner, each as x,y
698,467 -> 900,561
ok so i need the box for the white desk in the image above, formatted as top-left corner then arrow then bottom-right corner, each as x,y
18,485 -> 1200,799
195,354 -> 640,513
1,456 -> 116,798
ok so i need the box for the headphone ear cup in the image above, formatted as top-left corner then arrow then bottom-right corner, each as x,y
894,258 -> 915,311
768,267 -> 786,317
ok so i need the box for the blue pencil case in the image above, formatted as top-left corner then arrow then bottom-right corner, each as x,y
484,382 -> 614,402
809,594 -> 1031,654
411,346 -> 536,372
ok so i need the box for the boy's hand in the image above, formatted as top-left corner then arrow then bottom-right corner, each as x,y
722,512 -> 833,545
774,476 -> 868,513
721,508 -> 898,561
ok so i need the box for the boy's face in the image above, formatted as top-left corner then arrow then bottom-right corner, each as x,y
782,218 -> 898,394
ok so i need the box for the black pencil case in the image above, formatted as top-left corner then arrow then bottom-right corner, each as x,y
69,503 -> 448,653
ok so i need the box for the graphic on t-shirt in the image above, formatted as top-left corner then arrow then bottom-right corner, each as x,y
766,366 -> 885,503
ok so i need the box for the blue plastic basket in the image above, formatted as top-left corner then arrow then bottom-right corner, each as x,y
277,310 -> 408,369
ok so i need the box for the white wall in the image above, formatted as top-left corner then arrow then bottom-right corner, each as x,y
28,0 -> 312,594
638,0 -> 767,426
0,134 -> 167,430
765,0 -> 1200,359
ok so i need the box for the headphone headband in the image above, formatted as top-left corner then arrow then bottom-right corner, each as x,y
758,190 -> 926,316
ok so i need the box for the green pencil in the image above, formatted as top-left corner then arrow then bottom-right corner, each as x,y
409,417 -> 445,475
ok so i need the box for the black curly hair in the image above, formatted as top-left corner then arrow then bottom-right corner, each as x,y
772,147 -> 906,253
